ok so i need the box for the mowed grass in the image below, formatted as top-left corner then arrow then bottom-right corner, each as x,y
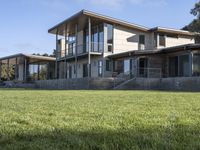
0,90 -> 200,150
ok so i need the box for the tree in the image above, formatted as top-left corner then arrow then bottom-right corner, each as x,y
183,1 -> 200,43
191,1 -> 200,19
0,64 -> 15,81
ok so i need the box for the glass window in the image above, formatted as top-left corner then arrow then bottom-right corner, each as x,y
92,26 -> 98,52
99,24 -> 104,52
159,34 -> 166,47
139,35 -> 145,45
106,60 -> 111,71
107,24 -> 113,52
98,60 -> 103,77
169,56 -> 178,77
179,55 -> 190,77
193,53 -> 200,76
124,59 -> 130,73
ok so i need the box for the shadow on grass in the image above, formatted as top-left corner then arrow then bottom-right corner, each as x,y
0,125 -> 199,150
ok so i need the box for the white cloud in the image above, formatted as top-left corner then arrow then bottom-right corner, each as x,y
129,0 -> 167,7
86,0 -> 167,9
89,0 -> 123,9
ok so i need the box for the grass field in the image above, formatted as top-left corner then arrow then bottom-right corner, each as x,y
0,90 -> 200,150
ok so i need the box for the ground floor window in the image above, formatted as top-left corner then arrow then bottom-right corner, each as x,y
83,64 -> 88,77
29,64 -> 48,81
69,66 -> 72,78
106,60 -> 112,71
139,58 -> 148,77
124,59 -> 130,74
193,53 -> 200,76
168,54 -> 190,77
179,55 -> 190,77
98,60 -> 103,77
169,56 -> 178,77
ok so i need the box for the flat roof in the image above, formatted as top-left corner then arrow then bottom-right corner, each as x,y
0,53 -> 56,61
48,9 -> 196,36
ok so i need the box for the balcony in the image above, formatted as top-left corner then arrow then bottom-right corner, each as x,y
57,42 -> 104,60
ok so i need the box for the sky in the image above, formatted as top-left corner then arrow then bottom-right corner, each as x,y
0,0 -> 198,57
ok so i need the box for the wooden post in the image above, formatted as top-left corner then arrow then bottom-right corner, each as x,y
88,17 -> 91,77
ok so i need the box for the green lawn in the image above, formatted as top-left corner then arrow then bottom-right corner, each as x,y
0,90 -> 200,150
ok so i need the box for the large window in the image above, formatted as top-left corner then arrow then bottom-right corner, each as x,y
168,54 -> 190,77
169,56 -> 178,77
193,53 -> 200,76
107,24 -> 113,52
92,26 -> 98,52
29,64 -> 48,81
179,55 -> 190,77
84,24 -> 104,53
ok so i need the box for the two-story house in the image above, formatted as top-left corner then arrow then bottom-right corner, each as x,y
48,10 -> 198,79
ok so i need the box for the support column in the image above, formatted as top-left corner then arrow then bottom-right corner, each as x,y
37,64 -> 40,80
190,51 -> 193,77
24,58 -> 27,81
130,58 -> 133,78
7,59 -> 10,81
88,17 -> 91,78
75,24 -> 78,78
55,29 -> 58,79
157,33 -> 160,48
15,57 -> 18,81
64,24 -> 67,79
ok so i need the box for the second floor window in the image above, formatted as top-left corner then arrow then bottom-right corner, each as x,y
139,35 -> 145,45
139,35 -> 145,50
107,24 -> 113,52
159,34 -> 166,47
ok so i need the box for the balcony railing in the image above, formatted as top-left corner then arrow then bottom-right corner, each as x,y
57,42 -> 104,58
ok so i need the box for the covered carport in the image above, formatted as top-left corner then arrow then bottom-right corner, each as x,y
0,53 -> 56,81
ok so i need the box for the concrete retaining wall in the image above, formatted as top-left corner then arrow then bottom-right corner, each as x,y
35,78 -> 116,90
115,77 -> 200,91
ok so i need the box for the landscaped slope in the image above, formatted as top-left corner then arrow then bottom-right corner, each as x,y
0,90 -> 200,150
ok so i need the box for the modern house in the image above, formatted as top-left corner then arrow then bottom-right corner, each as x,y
48,10 -> 199,80
1,9 -> 200,90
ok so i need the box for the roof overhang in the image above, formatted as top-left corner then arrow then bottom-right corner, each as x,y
0,53 -> 56,64
108,44 -> 200,59
149,27 -> 197,36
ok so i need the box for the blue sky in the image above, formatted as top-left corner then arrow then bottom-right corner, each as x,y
0,0 -> 198,57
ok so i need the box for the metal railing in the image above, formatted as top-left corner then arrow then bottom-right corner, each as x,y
57,42 -> 104,58
112,68 -> 162,89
